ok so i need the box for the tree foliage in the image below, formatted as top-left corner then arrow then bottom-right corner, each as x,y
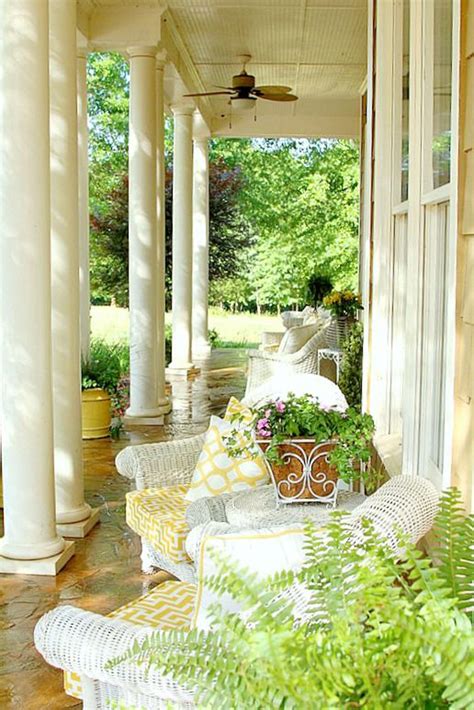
164,159 -> 252,298
87,53 -> 129,215
91,164 -> 251,306
87,54 -> 361,311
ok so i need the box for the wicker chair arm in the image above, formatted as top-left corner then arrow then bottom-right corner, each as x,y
348,475 -> 439,550
115,434 -> 205,490
34,605 -> 194,705
185,477 -> 439,562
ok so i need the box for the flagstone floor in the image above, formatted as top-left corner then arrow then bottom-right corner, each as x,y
0,350 -> 247,710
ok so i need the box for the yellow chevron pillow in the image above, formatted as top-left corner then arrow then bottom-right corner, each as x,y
224,396 -> 254,425
185,415 -> 269,502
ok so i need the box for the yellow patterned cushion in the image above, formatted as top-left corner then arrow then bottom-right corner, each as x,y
64,580 -> 196,699
126,484 -> 190,564
185,415 -> 269,502
224,396 -> 254,425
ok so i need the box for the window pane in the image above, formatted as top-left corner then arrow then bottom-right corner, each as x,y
401,0 -> 410,202
432,0 -> 452,188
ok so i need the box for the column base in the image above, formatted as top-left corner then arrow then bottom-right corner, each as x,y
124,413 -> 165,426
165,364 -> 201,379
57,506 -> 101,539
192,342 -> 212,359
56,502 -> 91,525
124,400 -> 171,426
0,540 -> 75,576
0,534 -> 65,560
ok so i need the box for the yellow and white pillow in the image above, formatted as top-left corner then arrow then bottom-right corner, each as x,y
192,526 -> 308,631
224,396 -> 254,425
185,415 -> 269,502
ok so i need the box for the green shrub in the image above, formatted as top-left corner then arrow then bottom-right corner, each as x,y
208,328 -> 219,347
111,489 -> 474,709
339,321 -> 364,409
81,339 -> 125,393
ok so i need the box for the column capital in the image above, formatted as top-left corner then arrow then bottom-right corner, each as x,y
128,45 -> 159,59
171,102 -> 195,117
156,49 -> 167,71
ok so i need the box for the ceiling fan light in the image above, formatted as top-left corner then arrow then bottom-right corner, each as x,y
231,97 -> 256,111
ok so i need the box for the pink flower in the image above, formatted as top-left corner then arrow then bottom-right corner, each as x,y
256,417 -> 272,438
265,409 -> 271,418
275,399 -> 286,413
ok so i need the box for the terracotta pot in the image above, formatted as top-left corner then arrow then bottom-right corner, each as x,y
257,438 -> 339,505
326,316 -> 355,349
81,388 -> 111,439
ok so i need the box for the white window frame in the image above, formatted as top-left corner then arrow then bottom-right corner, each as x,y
416,0 -> 460,488
386,0 -> 409,437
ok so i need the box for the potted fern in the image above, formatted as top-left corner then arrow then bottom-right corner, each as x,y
228,394 -> 375,505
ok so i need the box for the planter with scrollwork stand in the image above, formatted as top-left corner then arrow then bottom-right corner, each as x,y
257,439 -> 339,506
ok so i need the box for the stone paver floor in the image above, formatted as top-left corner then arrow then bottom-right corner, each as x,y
0,349 -> 247,709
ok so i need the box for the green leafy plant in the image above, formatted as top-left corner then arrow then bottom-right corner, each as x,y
306,273 -> 333,308
208,328 -> 219,347
339,321 -> 364,409
110,489 -> 474,708
228,393 -> 375,484
81,338 -> 125,393
82,339 -> 130,437
323,289 -> 362,318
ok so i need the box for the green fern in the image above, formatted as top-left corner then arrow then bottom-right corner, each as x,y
431,488 -> 474,616
109,489 -> 474,709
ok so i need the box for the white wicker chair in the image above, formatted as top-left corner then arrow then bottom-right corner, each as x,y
245,325 -> 329,399
116,435 -> 205,581
34,476 -> 439,709
116,373 -> 345,579
281,310 -> 305,329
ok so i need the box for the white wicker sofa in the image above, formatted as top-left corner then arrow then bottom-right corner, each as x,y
117,374 -> 347,581
34,476 -> 439,710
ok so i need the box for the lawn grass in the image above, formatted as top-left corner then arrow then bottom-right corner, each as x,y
90,305 -> 282,349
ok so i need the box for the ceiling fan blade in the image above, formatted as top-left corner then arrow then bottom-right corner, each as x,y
258,93 -> 298,102
254,85 -> 292,94
183,90 -> 232,97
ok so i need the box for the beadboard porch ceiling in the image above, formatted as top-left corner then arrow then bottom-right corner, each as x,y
77,0 -> 368,137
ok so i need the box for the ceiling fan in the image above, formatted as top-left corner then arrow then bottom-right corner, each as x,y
183,54 -> 298,111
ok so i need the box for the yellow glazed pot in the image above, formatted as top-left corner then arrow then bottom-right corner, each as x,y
81,388 -> 111,439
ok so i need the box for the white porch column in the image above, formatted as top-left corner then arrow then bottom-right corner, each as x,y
168,105 -> 198,376
0,0 -> 73,574
77,48 -> 90,359
155,58 -> 171,412
126,46 -> 168,423
50,0 -> 96,535
192,135 -> 211,358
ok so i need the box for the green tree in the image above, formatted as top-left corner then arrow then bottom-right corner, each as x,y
87,53 -> 129,215
91,163 -> 251,306
87,54 -> 360,312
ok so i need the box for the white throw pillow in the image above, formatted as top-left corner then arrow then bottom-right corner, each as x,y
192,525 -> 309,631
185,416 -> 269,503
277,322 -> 320,355
244,373 -> 348,413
